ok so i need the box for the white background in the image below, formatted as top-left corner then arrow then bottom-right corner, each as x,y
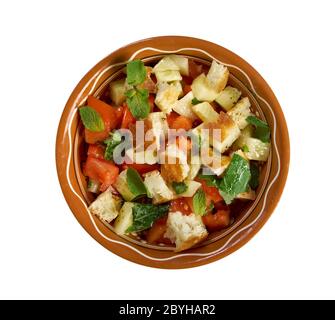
0,0 -> 334,300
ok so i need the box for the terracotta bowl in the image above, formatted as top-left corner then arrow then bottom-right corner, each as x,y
56,36 -> 290,269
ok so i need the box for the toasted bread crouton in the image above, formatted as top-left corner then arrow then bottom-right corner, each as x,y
192,101 -> 220,123
236,189 -> 256,200
206,60 -> 229,92
202,148 -> 231,176
88,189 -> 122,223
155,70 -> 182,83
160,144 -> 190,183
165,211 -> 208,252
155,82 -> 183,113
227,97 -> 252,129
161,161 -> 190,183
187,155 -> 201,180
172,91 -> 198,120
143,170 -> 175,204
147,112 -> 169,150
203,112 -> 241,153
215,86 -> 241,111
169,55 -> 189,76
153,56 -> 179,73
191,73 -> 220,102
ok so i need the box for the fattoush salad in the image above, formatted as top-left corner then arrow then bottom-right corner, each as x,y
78,55 -> 271,251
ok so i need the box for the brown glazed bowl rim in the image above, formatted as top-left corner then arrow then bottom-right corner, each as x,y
56,36 -> 290,269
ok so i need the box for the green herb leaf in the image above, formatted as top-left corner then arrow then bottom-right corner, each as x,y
193,189 -> 207,216
125,88 -> 150,119
191,97 -> 201,105
219,154 -> 251,205
104,130 -> 122,161
79,106 -> 105,132
249,162 -> 260,190
172,182 -> 188,194
127,203 -> 169,233
126,60 -> 147,86
126,168 -> 147,199
197,174 -> 219,188
246,116 -> 271,143
242,145 -> 249,153
207,201 -> 214,212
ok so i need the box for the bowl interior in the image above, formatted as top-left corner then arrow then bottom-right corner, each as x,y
73,54 -> 271,251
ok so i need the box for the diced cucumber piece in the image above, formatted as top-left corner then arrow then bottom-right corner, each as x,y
114,170 -> 137,201
87,179 -> 101,194
109,79 -> 126,106
114,202 -> 134,235
176,180 -> 201,197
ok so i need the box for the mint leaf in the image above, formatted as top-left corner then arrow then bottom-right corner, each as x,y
172,182 -> 188,194
126,168 -> 147,199
219,154 -> 251,204
127,203 -> 169,233
125,88 -> 150,119
104,130 -> 122,161
246,116 -> 270,143
242,145 -> 249,153
191,97 -> 201,105
126,60 -> 147,86
197,174 -> 219,188
207,201 -> 214,212
193,189 -> 207,216
249,162 -> 260,190
79,106 -> 105,132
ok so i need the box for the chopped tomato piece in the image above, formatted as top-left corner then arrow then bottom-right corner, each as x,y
184,197 -> 194,213
148,94 -> 155,112
202,209 -> 230,232
195,177 -> 223,203
170,198 -> 192,215
214,201 -> 230,211
115,106 -> 124,121
166,112 -> 180,128
87,144 -> 105,159
138,67 -> 156,93
84,156 -> 119,191
84,96 -> 122,144
171,116 -> 193,131
122,163 -> 160,174
183,83 -> 192,94
121,104 -> 136,129
146,216 -> 171,244
189,60 -> 203,79
182,76 -> 193,85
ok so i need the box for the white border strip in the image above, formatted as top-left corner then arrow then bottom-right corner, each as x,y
65,47 -> 281,262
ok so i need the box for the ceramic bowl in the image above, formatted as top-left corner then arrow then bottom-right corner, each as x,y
56,36 -> 290,269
